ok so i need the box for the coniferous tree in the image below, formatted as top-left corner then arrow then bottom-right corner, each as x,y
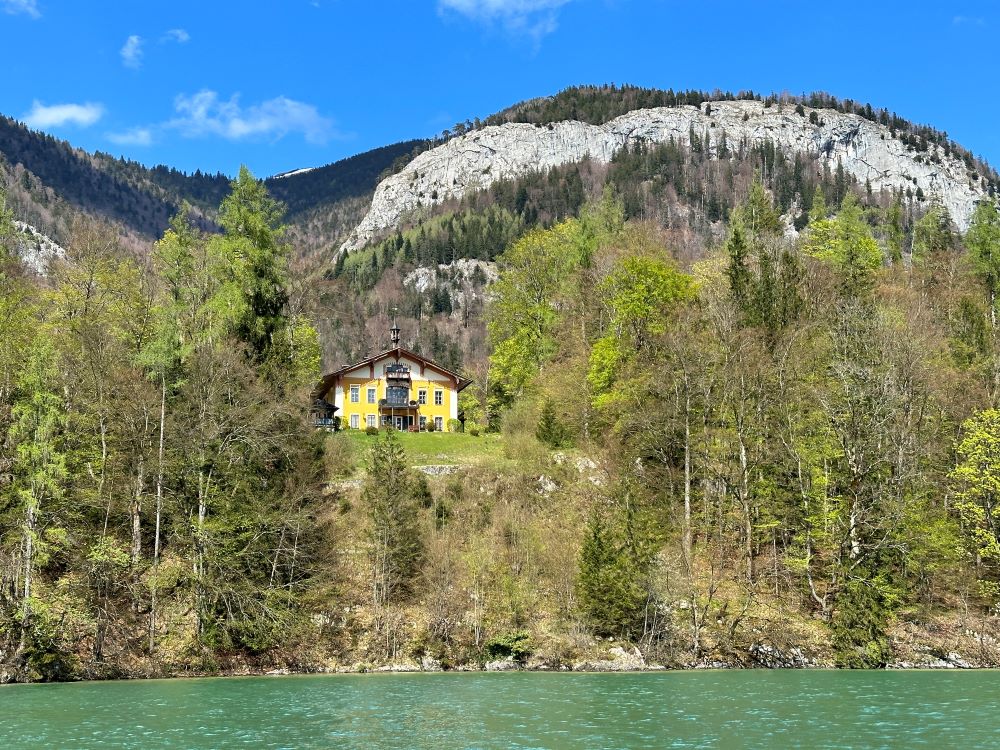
536,399 -> 569,448
364,431 -> 424,610
966,201 -> 1000,325
576,506 -> 651,639
912,199 -> 956,259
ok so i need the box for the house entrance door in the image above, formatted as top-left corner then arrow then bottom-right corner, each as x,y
394,416 -> 405,431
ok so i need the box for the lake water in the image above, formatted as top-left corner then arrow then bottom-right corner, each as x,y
1,670 -> 998,749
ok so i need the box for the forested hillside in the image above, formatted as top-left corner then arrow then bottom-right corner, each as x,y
4,86 -> 1000,680
0,114 -> 421,257
5,160 -> 1000,679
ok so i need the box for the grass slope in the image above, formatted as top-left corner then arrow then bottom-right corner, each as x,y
338,430 -> 504,466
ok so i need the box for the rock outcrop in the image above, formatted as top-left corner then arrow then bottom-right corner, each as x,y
572,645 -> 649,672
403,258 -> 497,316
13,220 -> 65,274
341,101 -> 990,252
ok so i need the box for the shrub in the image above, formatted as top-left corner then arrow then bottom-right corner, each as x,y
536,399 -> 570,448
484,630 -> 532,663
365,425 -> 379,436
447,418 -> 462,433
324,433 -> 358,478
469,427 -> 480,437
414,473 -> 434,509
426,419 -> 437,432
434,498 -> 451,529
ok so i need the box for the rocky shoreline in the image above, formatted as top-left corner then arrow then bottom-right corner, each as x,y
4,630 -> 998,683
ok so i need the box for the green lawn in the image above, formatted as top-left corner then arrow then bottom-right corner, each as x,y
339,429 -> 504,466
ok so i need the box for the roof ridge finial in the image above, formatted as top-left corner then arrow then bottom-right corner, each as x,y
390,306 -> 400,347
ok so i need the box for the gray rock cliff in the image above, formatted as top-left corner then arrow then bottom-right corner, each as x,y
341,101 -> 989,253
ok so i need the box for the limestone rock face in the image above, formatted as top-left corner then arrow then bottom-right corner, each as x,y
403,258 -> 497,318
341,101 -> 989,252
13,221 -> 65,274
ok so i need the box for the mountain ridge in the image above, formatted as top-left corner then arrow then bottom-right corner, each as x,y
341,100 -> 993,253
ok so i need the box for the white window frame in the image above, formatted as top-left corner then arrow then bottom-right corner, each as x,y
434,389 -> 443,406
434,416 -> 444,431
350,385 -> 359,403
350,414 -> 359,429
367,414 -> 376,428
419,416 -> 427,430
418,389 -> 427,405
367,387 -> 376,404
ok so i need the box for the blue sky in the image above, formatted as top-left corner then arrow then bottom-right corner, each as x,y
1,0 -> 997,178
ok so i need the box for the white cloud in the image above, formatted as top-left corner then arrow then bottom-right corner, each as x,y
106,127 -> 153,147
2,0 -> 40,18
438,0 -> 573,38
953,15 -> 985,26
163,28 -> 190,43
23,101 -> 104,129
120,34 -> 143,69
168,90 -> 339,144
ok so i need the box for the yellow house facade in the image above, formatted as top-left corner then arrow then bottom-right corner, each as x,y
315,345 -> 471,432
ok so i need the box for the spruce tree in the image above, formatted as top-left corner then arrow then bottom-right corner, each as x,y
536,399 -> 569,448
808,185 -> 828,224
217,166 -> 290,364
364,431 -> 424,608
576,509 -> 648,638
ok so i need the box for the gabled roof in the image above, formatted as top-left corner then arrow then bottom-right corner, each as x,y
314,346 -> 473,397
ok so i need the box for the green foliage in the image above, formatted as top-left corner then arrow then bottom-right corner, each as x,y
912,200 -> 956,259
17,599 -> 80,682
535,400 -> 571,449
802,194 -> 883,293
215,166 -> 290,364
725,229 -> 804,335
831,567 -> 899,668
363,431 -> 424,605
487,218 -> 590,407
808,185 -> 828,224
576,499 -> 655,639
733,179 -> 783,238
966,201 -> 1000,309
951,409 -> 1000,584
885,194 -> 905,264
483,630 -> 532,662
724,186 -> 804,336
588,238 -> 695,404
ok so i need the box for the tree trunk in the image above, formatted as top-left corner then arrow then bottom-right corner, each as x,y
149,376 -> 166,654
682,389 -> 692,571
739,436 -> 753,582
131,455 -> 144,570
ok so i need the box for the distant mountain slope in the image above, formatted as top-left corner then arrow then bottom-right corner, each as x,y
264,139 -> 427,219
0,114 -> 214,240
341,100 -> 994,252
0,114 -> 425,252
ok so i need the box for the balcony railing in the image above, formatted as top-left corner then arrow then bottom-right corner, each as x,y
379,398 -> 418,409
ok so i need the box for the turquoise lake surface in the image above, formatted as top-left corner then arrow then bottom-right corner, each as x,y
1,670 -> 998,748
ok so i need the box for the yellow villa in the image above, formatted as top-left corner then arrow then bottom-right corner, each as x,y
313,320 -> 471,432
